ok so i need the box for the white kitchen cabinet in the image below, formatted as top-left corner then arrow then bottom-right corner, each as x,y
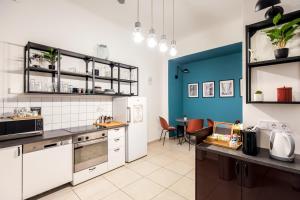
23,140 -> 72,199
108,127 -> 125,170
0,145 -> 22,200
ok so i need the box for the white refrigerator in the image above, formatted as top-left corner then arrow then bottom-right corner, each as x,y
113,97 -> 147,162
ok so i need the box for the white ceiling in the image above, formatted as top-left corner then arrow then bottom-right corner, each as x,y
69,0 -> 242,40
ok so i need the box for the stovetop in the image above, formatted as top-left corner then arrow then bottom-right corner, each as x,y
64,125 -> 105,134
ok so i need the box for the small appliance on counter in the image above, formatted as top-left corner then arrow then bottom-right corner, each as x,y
0,117 -> 44,141
270,125 -> 295,162
241,127 -> 259,156
277,86 -> 292,102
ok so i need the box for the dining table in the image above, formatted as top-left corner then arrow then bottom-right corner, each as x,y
176,118 -> 189,144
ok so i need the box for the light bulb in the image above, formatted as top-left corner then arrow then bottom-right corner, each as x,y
147,28 -> 157,48
169,40 -> 177,56
133,22 -> 144,43
159,35 -> 168,53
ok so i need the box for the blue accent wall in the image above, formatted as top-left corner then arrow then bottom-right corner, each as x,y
168,43 -> 242,128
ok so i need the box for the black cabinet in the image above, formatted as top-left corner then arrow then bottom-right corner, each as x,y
196,149 -> 300,200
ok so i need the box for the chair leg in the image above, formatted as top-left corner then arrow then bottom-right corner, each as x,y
160,130 -> 164,141
163,131 -> 168,146
189,134 -> 191,151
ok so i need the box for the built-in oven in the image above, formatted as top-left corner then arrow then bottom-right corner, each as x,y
73,130 -> 108,173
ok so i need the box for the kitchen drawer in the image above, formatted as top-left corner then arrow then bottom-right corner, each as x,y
108,146 -> 125,170
72,162 -> 108,185
108,127 -> 125,140
109,135 -> 125,150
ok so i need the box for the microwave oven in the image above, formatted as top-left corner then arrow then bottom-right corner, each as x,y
0,118 -> 43,141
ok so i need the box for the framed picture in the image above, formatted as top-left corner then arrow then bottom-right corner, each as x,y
188,83 -> 199,98
239,78 -> 243,97
202,81 -> 215,98
219,79 -> 234,97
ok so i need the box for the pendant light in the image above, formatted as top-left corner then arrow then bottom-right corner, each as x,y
147,0 -> 158,48
133,0 -> 144,43
159,0 -> 168,53
169,0 -> 177,57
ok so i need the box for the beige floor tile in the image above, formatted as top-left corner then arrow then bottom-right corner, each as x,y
164,160 -> 194,175
185,169 -> 195,180
126,160 -> 161,176
102,190 -> 133,200
147,168 -> 182,187
38,189 -> 79,200
73,177 -> 118,200
104,167 -> 142,188
122,178 -> 165,200
170,177 -> 195,200
147,154 -> 175,167
152,189 -> 187,200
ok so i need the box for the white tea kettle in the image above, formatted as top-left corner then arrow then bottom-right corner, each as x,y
269,128 -> 295,162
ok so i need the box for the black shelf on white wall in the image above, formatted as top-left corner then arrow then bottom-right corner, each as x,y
245,10 -> 300,104
24,42 -> 139,97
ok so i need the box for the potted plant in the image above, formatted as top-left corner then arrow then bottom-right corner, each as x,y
254,90 -> 264,101
42,48 -> 59,70
264,13 -> 300,59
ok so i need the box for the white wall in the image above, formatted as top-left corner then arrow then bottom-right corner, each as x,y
0,0 -> 163,142
242,0 -> 300,153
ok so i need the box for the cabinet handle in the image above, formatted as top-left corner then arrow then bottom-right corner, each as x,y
114,128 -> 119,131
235,161 -> 240,176
114,138 -> 120,142
17,147 -> 21,157
114,148 -> 120,152
89,167 -> 96,171
243,163 -> 248,177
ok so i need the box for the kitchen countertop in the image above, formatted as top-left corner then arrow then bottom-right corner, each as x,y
0,124 -> 127,149
197,143 -> 300,175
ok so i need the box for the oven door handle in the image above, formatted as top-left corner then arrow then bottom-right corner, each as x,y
74,138 -> 107,148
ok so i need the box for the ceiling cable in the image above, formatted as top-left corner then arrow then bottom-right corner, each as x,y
172,0 -> 175,40
137,0 -> 140,22
162,0 -> 165,34
151,0 -> 154,28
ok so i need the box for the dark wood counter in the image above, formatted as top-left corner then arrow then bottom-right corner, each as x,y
197,143 -> 300,175
0,125 -> 127,149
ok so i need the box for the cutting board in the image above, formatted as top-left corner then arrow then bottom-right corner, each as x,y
94,121 -> 126,128
203,139 -> 242,150
9,116 -> 43,121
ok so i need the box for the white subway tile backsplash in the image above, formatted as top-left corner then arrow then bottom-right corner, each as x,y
52,106 -> 61,115
71,113 -> 79,122
52,115 -> 62,124
62,114 -> 71,123
0,95 -> 112,131
79,113 -> 87,121
61,106 -> 71,114
42,106 -> 52,116
71,106 -> 79,114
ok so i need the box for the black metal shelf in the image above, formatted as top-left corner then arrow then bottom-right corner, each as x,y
27,66 -> 57,74
245,10 -> 300,104
60,70 -> 89,78
24,42 -> 139,96
249,56 -> 300,68
26,91 -> 134,97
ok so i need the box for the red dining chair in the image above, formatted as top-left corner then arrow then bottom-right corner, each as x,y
186,119 -> 204,150
159,116 -> 176,146
207,118 -> 214,127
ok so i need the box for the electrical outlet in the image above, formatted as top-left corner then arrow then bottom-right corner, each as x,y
258,121 -> 270,129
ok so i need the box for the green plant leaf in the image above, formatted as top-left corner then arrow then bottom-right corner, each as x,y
273,13 -> 282,25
